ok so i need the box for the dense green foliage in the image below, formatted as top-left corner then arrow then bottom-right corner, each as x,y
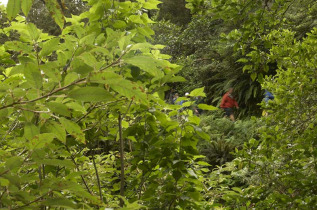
0,0 -> 217,208
1,0 -> 317,209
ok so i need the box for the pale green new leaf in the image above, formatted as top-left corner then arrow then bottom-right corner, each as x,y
188,115 -> 200,125
189,87 -> 206,97
143,0 -> 161,9
197,104 -> 218,111
27,23 -> 40,41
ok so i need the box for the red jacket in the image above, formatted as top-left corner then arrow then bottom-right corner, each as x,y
220,92 -> 238,109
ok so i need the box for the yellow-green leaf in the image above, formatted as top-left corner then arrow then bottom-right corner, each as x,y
197,104 -> 218,111
21,0 -> 33,16
6,0 -> 21,20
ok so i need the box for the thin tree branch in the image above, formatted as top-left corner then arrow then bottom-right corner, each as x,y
12,190 -> 53,210
76,103 -> 98,123
0,78 -> 86,111
17,107 -> 50,113
65,145 -> 93,195
0,170 -> 9,176
118,112 -> 125,207
99,50 -> 127,72
91,149 -> 102,202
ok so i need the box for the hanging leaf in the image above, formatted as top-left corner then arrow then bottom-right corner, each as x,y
44,0 -> 65,30
68,87 -> 115,102
24,62 -> 42,89
6,0 -> 21,20
59,117 -> 85,144
24,122 -> 40,140
46,121 -> 66,143
21,0 -> 33,17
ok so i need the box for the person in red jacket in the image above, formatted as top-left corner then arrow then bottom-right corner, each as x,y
220,88 -> 239,121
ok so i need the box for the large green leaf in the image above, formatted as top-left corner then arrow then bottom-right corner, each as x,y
44,0 -> 65,29
90,72 -> 148,104
24,62 -> 42,89
68,87 -> 115,102
46,121 -> 66,143
59,117 -> 85,144
124,55 -> 164,78
5,156 -> 23,170
66,102 -> 87,114
24,122 -> 40,140
46,102 -> 71,117
71,57 -> 94,75
4,41 -> 33,53
27,23 -> 40,41
143,0 -> 161,9
21,0 -> 33,17
40,38 -> 60,57
6,0 -> 21,20
30,133 -> 56,149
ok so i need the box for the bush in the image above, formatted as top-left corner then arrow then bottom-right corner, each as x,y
198,114 -> 261,167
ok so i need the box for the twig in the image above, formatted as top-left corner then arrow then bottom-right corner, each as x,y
0,187 -> 6,201
0,78 -> 86,111
17,107 -> 50,113
99,50 -> 127,72
76,103 -> 98,123
12,190 -> 53,209
118,112 -> 125,207
0,170 -> 9,176
65,145 -> 93,195
91,149 -> 102,202
1,113 -> 20,141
